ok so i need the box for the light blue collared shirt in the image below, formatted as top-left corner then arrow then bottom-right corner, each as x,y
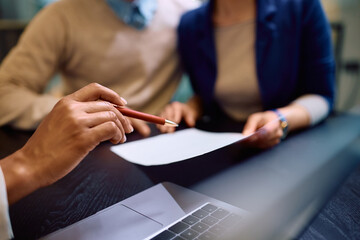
105,0 -> 157,30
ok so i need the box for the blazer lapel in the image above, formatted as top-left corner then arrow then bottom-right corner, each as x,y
256,0 -> 278,70
196,1 -> 217,70
256,0 -> 278,108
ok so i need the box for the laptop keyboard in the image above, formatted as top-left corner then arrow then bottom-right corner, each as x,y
150,203 -> 243,240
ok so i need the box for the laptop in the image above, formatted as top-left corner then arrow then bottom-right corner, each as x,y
41,182 -> 249,240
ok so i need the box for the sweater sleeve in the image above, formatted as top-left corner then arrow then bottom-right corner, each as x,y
0,3 -> 66,129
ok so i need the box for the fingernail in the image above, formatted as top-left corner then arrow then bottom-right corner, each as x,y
120,97 -> 127,105
123,135 -> 127,142
130,126 -> 134,132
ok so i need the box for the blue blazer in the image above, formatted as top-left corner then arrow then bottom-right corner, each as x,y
177,0 -> 335,114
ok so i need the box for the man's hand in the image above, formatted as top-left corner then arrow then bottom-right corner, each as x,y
0,83 -> 133,204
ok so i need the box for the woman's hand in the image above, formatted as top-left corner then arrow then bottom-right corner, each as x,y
241,104 -> 311,149
157,96 -> 202,133
241,111 -> 283,149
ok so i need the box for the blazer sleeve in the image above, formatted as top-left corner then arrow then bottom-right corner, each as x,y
298,0 -> 336,111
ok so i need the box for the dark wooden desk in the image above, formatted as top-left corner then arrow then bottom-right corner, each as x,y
1,113 -> 360,240
298,156 -> 360,240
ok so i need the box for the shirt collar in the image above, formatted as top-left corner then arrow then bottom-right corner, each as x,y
106,0 -> 157,30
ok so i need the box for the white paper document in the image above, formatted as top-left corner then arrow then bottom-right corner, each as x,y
110,128 -> 248,166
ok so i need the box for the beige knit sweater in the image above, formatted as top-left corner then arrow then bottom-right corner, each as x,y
0,0 -> 198,129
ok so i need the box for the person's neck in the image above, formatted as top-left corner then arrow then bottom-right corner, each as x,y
213,0 -> 255,27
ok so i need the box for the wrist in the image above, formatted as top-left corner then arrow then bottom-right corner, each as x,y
271,109 -> 289,140
277,104 -> 311,131
0,149 -> 39,204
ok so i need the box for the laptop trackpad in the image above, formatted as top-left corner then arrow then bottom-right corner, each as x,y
43,204 -> 162,240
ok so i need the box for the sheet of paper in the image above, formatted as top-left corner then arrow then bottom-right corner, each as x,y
110,128 -> 249,166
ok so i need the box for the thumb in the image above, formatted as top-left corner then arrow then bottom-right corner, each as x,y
242,117 -> 260,136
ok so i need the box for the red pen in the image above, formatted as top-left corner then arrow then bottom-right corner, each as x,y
113,105 -> 178,127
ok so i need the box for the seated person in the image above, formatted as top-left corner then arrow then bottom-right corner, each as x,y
0,0 -> 198,136
0,83 -> 133,239
159,0 -> 335,149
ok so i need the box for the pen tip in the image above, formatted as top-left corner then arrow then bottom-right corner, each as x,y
165,119 -> 178,127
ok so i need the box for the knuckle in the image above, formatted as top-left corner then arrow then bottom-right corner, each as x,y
165,105 -> 171,111
100,122 -> 119,140
56,98 -> 70,109
68,115 -> 82,128
100,101 -> 112,109
118,113 -> 126,122
60,99 -> 76,113
89,82 -> 102,89
56,97 -> 67,105
172,102 -> 182,111
108,111 -> 117,121
107,121 -> 118,131
172,101 -> 181,107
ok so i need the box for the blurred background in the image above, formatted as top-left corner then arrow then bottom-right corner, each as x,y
320,0 -> 360,113
0,0 -> 359,111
